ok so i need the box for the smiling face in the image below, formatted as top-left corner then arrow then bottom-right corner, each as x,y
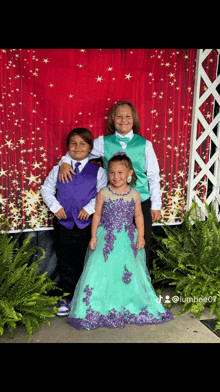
108,161 -> 133,189
113,105 -> 134,135
68,134 -> 91,161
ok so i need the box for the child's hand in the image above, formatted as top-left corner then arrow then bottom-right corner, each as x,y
136,236 -> 145,251
78,208 -> 90,221
151,210 -> 162,223
89,237 -> 97,250
59,163 -> 75,184
55,208 -> 67,220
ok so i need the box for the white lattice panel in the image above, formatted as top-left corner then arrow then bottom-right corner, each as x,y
187,49 -> 220,221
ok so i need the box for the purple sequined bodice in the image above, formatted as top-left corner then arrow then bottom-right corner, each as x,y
99,187 -> 137,261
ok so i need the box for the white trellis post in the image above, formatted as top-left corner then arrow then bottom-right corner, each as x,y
187,49 -> 220,221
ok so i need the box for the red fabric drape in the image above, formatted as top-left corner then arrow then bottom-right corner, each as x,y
0,49 -> 217,231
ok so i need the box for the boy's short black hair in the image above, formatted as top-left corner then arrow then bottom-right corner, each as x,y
66,128 -> 94,151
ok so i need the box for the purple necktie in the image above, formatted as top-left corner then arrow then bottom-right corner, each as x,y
75,162 -> 81,178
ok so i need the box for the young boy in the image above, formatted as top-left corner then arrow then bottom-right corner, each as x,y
41,128 -> 107,316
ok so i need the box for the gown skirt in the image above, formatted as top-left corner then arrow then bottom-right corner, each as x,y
66,223 -> 174,330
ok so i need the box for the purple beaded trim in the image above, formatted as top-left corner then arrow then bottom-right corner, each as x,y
107,185 -> 132,197
122,265 -> 132,284
66,282 -> 174,330
66,306 -> 174,330
83,284 -> 93,306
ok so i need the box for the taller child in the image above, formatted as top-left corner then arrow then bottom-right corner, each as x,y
59,101 -> 162,268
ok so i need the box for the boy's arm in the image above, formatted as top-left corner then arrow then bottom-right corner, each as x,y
89,189 -> 104,250
40,165 -> 64,214
58,151 -> 72,166
145,141 -> 162,218
58,152 -> 75,184
134,192 -> 145,251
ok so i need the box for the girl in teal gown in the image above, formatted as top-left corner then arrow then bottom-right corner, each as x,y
66,154 -> 173,330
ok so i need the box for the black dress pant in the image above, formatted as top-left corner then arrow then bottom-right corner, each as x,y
141,198 -> 152,270
53,217 -> 91,300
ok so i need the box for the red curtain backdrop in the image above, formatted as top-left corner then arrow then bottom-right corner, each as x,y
0,49 -> 217,231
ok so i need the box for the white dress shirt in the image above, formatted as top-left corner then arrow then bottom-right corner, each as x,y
60,130 -> 162,210
41,156 -> 108,215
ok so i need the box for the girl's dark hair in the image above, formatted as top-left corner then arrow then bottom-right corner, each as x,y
107,100 -> 141,135
66,128 -> 94,151
108,153 -> 137,187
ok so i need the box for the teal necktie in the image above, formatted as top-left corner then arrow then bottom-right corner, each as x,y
115,134 -> 130,145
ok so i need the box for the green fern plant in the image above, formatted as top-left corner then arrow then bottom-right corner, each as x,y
0,218 -> 67,342
151,201 -> 220,330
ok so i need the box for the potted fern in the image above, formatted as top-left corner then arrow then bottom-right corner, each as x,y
0,218 -> 67,342
151,201 -> 220,331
